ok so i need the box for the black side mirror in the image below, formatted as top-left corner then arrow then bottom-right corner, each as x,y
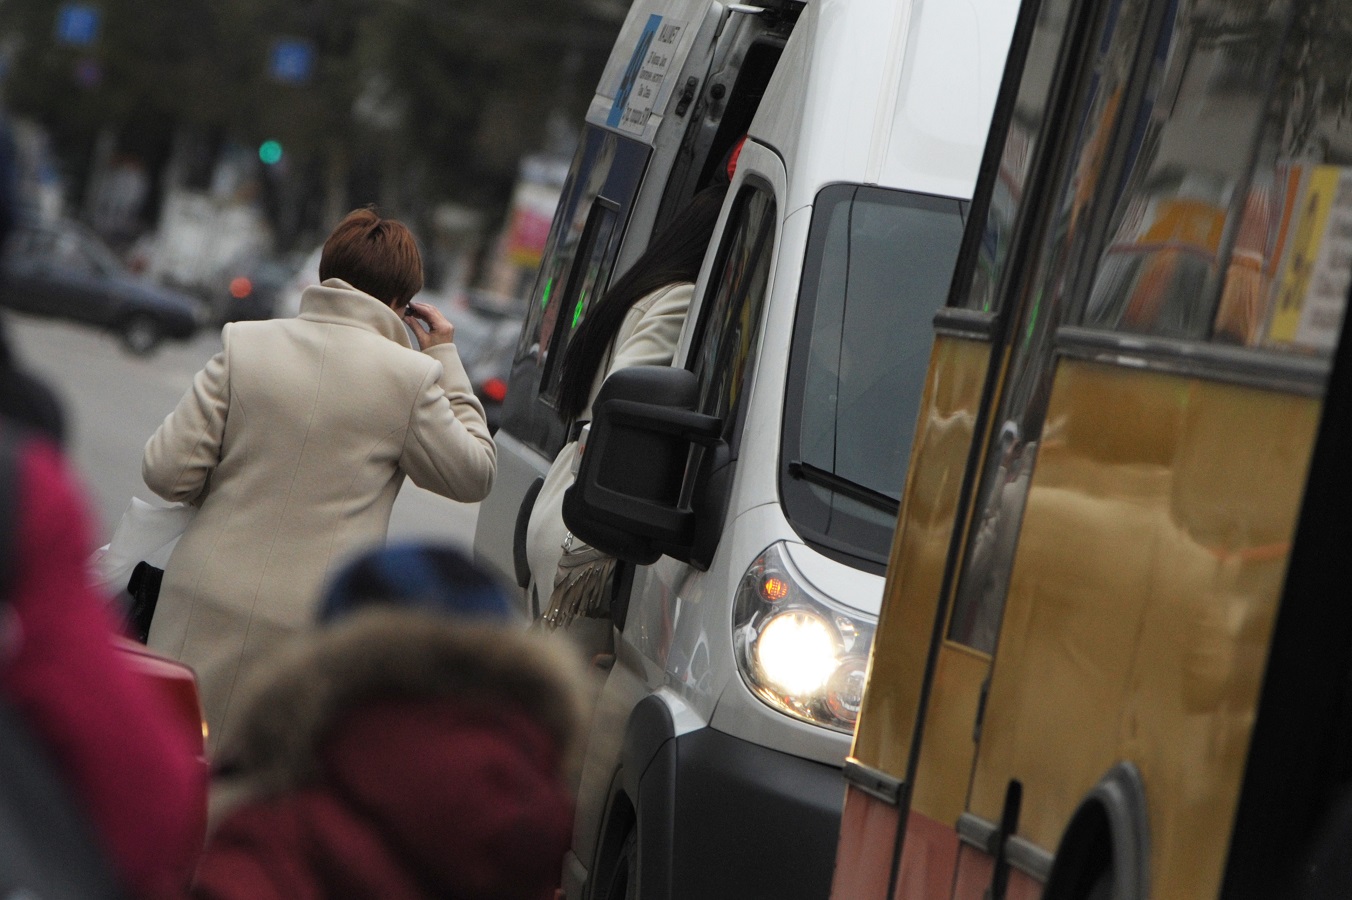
563,366 -> 723,565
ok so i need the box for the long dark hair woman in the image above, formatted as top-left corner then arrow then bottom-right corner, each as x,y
553,183 -> 728,423
527,182 -> 728,646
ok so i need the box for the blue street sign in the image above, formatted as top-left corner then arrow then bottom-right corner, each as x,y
55,3 -> 101,47
270,39 -> 315,85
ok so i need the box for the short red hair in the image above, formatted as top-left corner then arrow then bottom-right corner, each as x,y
319,208 -> 424,308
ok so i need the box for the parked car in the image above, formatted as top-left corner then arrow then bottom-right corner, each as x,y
272,243 -> 323,319
209,250 -> 302,323
445,292 -> 522,433
0,220 -> 206,355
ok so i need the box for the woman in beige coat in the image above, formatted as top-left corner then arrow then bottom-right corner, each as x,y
143,209 -> 495,751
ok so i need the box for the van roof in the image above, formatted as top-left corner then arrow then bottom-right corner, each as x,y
751,0 -> 1018,203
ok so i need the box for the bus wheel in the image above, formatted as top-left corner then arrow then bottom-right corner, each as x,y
1043,763 -> 1148,900
1083,862 -> 1114,900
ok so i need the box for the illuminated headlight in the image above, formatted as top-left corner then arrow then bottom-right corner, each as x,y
733,543 -> 875,733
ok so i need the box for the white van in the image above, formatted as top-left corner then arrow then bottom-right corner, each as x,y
472,0 -> 1017,896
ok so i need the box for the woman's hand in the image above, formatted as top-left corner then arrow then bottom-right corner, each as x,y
403,301 -> 455,350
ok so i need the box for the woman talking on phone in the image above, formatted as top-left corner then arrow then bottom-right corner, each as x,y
142,208 -> 495,752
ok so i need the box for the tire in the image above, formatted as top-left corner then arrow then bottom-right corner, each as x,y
120,314 -> 164,356
1084,863 -> 1114,900
597,829 -> 638,900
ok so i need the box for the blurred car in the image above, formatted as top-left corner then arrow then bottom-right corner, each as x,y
437,291 -> 522,434
0,219 -> 206,355
211,250 -> 303,323
273,243 -> 323,319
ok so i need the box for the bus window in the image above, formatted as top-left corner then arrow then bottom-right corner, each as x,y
946,0 -> 1161,652
515,128 -> 619,365
1221,3 -> 1352,356
952,0 -> 1076,314
502,126 -> 648,456
1079,1 -> 1296,343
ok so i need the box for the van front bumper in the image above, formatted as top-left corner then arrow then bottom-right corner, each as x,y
621,695 -> 846,899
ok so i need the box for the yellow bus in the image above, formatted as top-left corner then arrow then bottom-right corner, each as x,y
830,0 -> 1352,897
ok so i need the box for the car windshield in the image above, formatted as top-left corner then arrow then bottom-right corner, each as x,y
781,184 -> 967,568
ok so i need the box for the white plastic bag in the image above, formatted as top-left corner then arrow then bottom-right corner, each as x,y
90,498 -> 195,596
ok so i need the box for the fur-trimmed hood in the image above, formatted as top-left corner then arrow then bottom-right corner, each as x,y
214,609 -> 588,797
194,610 -> 589,899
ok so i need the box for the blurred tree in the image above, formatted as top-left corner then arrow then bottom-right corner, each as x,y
0,0 -> 620,246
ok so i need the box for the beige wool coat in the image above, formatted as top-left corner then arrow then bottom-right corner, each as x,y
143,279 -> 496,751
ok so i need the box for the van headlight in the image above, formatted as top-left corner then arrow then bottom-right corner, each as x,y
733,543 -> 875,733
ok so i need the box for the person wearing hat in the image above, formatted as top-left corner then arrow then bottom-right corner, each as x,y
190,544 -> 585,900
315,540 -> 518,625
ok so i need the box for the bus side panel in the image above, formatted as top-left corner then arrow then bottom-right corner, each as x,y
829,785 -> 900,900
910,642 -> 987,821
965,360 -> 1320,898
893,810 -> 960,899
951,845 -> 991,899
850,334 -> 991,776
951,846 -> 1042,900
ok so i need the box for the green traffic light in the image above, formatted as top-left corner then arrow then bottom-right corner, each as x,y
258,140 -> 283,165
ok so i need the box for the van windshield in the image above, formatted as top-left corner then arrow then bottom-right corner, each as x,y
781,184 -> 967,568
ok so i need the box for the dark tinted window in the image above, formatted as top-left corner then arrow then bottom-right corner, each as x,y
688,183 -> 776,448
782,185 -> 967,565
500,126 -> 648,455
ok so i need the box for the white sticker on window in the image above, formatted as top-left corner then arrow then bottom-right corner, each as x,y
607,15 -> 684,136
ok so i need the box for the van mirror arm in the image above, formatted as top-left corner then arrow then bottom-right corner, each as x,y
603,398 -> 723,445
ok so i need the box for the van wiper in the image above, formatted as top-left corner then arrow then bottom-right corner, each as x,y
787,460 -> 899,516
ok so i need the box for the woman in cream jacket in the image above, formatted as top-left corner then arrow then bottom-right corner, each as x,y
143,209 -> 495,751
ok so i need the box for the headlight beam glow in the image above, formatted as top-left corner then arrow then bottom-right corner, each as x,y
754,610 -> 840,697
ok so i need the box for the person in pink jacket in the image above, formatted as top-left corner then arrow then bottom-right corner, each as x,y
3,432 -> 206,898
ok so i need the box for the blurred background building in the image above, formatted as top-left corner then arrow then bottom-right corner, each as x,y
0,0 -> 625,308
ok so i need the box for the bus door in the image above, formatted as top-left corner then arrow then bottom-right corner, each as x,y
835,0 -> 1352,897
899,0 -> 1346,897
830,0 -> 1092,893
